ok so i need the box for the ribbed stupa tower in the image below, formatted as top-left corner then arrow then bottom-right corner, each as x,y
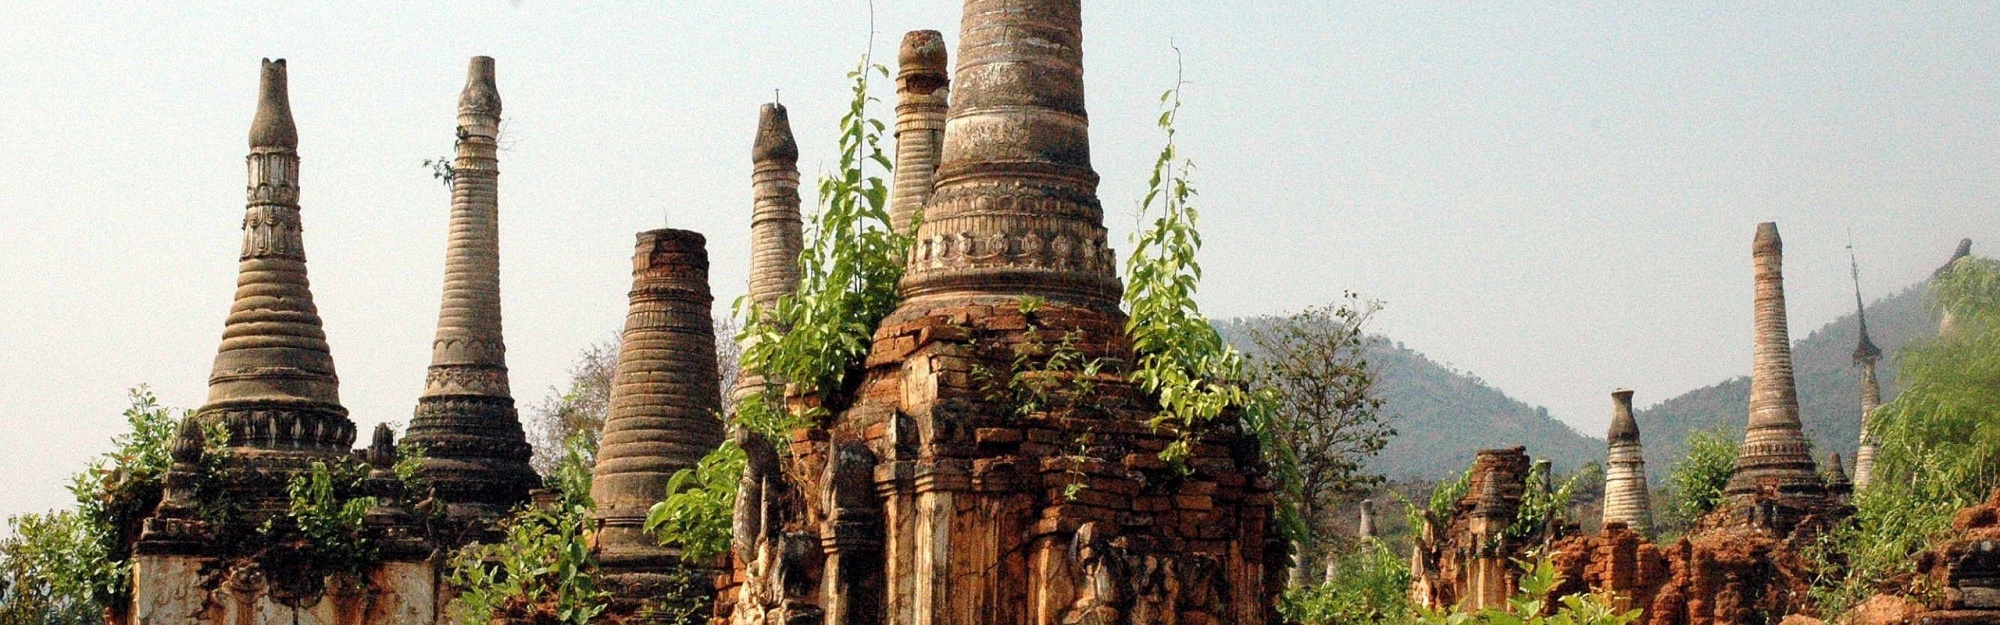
1723,222 -> 1827,521
889,29 -> 950,236
1850,254 -> 1884,490
723,3 -> 1279,624
196,58 -> 356,518
404,56 -> 537,522
590,229 -> 726,605
1601,389 -> 1652,536
733,102 -> 803,403
895,0 -> 1122,315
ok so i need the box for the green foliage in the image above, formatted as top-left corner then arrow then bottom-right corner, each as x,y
1507,462 -> 1584,543
1406,468 -> 1473,539
0,511 -> 113,625
1123,61 -> 1258,471
545,429 -> 597,511
1414,557 -> 1640,625
446,506 -> 606,625
972,300 -> 1111,420
448,430 -> 607,625
737,57 -> 903,419
272,460 -> 375,575
1806,256 -> 2000,614
1244,296 -> 1393,565
646,440 -> 747,564
2,388 -> 227,622
1661,427 -> 1737,534
1279,538 -> 1413,625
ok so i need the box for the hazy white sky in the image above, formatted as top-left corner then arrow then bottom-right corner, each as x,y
2,2 -> 1995,520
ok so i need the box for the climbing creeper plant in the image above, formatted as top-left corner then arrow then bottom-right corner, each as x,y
736,57 -> 904,421
1123,62 -> 1261,467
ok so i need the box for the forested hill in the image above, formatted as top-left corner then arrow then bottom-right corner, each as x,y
1216,320 -> 1603,481
1635,283 -> 1936,482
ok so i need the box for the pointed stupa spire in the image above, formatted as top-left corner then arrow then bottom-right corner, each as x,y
1851,246 -> 1883,489
746,102 -> 801,312
591,229 -> 726,576
197,58 -> 353,515
896,0 -> 1123,313
889,29 -> 950,236
1725,222 -> 1826,502
734,102 -> 804,406
404,57 -> 536,521
1602,389 -> 1652,536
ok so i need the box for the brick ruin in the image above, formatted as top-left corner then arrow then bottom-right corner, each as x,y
1414,223 -> 1859,624
716,2 -> 1282,624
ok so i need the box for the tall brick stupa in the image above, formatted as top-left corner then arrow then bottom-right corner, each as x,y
1723,222 -> 1828,528
722,3 -> 1281,624
196,58 -> 356,518
403,56 -> 538,522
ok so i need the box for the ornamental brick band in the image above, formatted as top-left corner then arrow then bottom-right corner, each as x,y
404,56 -> 537,523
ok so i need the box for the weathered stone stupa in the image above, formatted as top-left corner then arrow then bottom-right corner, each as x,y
589,229 -> 727,608
197,58 -> 356,517
1722,222 -> 1827,521
722,3 -> 1280,624
1602,389 -> 1652,537
403,56 -> 538,522
1850,257 -> 1884,490
733,102 -> 803,405
130,59 -> 440,625
889,29 -> 949,236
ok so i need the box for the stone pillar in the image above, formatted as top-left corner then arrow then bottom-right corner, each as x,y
889,30 -> 949,237
196,58 -> 355,520
590,229 -> 727,601
1359,499 -> 1377,539
1851,267 -> 1885,490
1601,389 -> 1652,537
1723,222 -> 1826,506
404,56 -> 537,523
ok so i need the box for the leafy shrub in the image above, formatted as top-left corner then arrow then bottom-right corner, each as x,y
646,440 -> 746,564
270,460 -> 375,575
1279,539 -> 1412,624
1414,557 -> 1640,625
447,432 -> 607,625
1807,255 -> 2000,614
0,510 -> 112,625
1661,427 -> 1737,535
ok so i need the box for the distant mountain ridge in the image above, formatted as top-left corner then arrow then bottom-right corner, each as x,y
1216,280 -> 1937,483
1216,320 -> 1603,481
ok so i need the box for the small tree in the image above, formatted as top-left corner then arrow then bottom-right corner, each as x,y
1244,296 -> 1393,575
1660,428 -> 1738,536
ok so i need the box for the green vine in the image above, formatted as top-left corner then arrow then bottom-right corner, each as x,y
645,439 -> 746,564
270,460 -> 376,575
447,431 -> 607,625
736,57 -> 904,425
971,297 -> 1111,420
